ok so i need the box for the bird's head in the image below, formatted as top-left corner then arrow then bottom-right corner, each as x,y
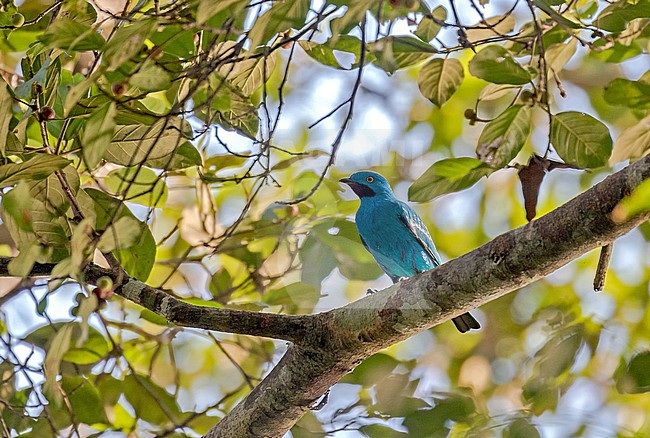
339,171 -> 393,199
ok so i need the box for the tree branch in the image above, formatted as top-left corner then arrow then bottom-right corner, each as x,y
205,154 -> 650,437
0,260 -> 312,343
0,156 -> 648,437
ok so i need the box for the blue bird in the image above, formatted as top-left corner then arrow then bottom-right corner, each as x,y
340,171 -> 480,333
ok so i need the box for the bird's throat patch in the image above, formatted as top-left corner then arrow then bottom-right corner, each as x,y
350,183 -> 376,198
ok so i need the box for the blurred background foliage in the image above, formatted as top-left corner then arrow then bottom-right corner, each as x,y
0,0 -> 648,436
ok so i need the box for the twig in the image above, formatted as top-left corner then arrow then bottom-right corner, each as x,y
277,16 -> 368,205
449,0 -> 476,52
0,1 -> 63,29
593,244 -> 613,292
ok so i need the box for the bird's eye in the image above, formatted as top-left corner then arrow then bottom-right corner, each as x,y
366,176 -> 374,183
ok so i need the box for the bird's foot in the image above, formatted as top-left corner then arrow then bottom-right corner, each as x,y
366,288 -> 377,295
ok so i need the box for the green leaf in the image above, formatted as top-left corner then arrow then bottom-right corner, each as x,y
60,376 -> 108,424
360,424 -> 408,438
327,35 -> 364,68
60,0 -> 98,25
7,240 -> 42,276
591,41 -> 642,63
203,154 -> 248,172
551,112 -> 613,168
466,14 -> 516,41
408,157 -> 495,202
246,0 -> 310,49
197,80 -> 259,139
478,84 -> 521,101
476,105 -> 532,168
415,6 -> 446,41
0,154 -> 70,188
27,164 -> 80,216
536,325 -> 583,378
197,0 -> 247,24
97,216 -> 145,252
104,19 -> 157,70
62,327 -> 110,365
299,235 -> 337,289
418,58 -> 464,108
403,394 -> 475,436
222,52 -> 277,95
123,373 -> 184,424
612,179 -> 650,223
106,118 -> 199,170
610,115 -> 650,164
604,78 -> 650,109
130,63 -> 172,92
104,167 -> 168,207
37,294 -> 48,314
44,324 -> 74,396
2,182 -> 34,231
111,403 -> 136,431
370,36 -> 437,74
329,0 -> 375,36
298,41 -> 343,69
139,308 -> 172,326
81,102 -> 117,168
148,25 -> 197,61
84,189 -> 156,280
2,196 -> 71,253
147,140 -> 202,170
39,19 -> 105,51
64,70 -> 101,115
616,350 -> 650,393
469,45 -> 531,85
0,78 -> 12,157
532,0 -> 580,29
596,0 -> 650,33
15,56 -> 55,101
545,39 -> 577,74
504,418 -> 541,438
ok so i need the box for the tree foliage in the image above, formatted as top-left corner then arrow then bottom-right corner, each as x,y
0,0 -> 648,437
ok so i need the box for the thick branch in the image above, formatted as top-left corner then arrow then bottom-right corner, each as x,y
206,155 -> 650,437
1,156 -> 648,437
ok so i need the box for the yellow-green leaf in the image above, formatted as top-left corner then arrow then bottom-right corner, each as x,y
417,58 -> 464,108
551,111 -> 612,168
610,115 -> 650,164
408,157 -> 495,202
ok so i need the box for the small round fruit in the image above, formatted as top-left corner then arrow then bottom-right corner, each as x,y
11,13 -> 25,27
111,81 -> 128,96
96,276 -> 113,291
520,90 -> 535,103
95,276 -> 114,300
404,0 -> 419,10
38,106 -> 55,121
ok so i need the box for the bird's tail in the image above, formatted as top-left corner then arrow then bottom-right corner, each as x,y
452,312 -> 480,333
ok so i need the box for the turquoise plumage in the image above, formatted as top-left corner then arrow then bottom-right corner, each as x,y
340,171 -> 480,333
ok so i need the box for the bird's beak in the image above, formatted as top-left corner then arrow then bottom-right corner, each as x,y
339,178 -> 354,185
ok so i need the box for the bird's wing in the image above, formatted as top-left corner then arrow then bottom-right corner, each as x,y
397,201 -> 441,267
